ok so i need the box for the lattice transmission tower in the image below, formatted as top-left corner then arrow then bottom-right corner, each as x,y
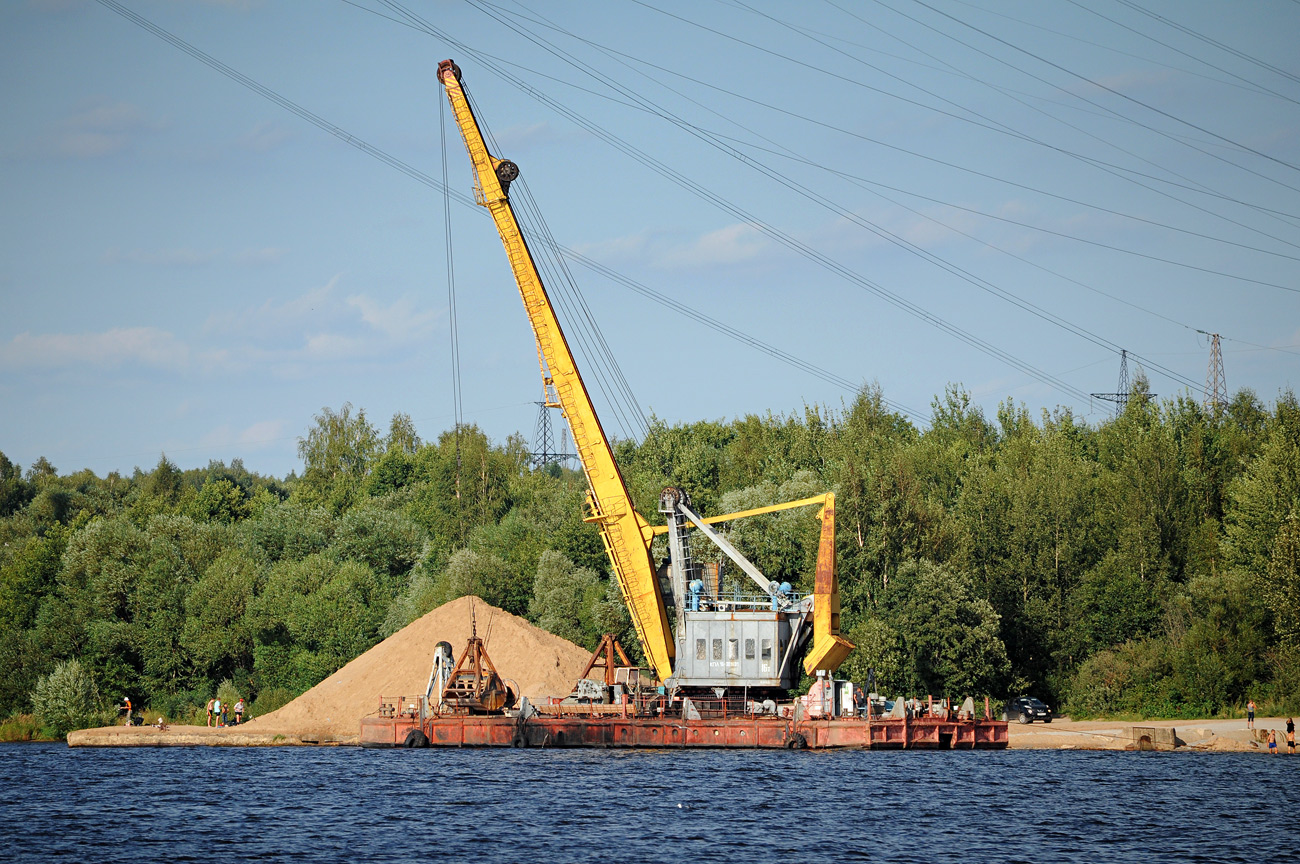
531,400 -> 576,471
1091,349 -> 1154,416
1204,333 -> 1226,414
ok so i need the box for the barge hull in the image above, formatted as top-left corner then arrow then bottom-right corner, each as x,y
360,715 -> 1007,750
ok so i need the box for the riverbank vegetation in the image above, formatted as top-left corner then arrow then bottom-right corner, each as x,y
3,385 -> 1298,736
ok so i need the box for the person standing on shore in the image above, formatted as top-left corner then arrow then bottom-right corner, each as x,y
233,697 -> 245,726
206,698 -> 215,727
1268,729 -> 1278,754
1247,698 -> 1256,730
213,697 -> 222,728
1287,718 -> 1295,754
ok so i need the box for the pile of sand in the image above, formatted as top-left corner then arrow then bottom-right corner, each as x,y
243,595 -> 592,743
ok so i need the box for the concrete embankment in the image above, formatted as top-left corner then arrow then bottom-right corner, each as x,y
1006,717 -> 1285,752
67,725 -> 344,747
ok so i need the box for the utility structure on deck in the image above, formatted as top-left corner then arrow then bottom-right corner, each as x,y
438,59 -> 852,695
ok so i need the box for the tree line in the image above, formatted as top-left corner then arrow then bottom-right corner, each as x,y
2,383 -> 1298,736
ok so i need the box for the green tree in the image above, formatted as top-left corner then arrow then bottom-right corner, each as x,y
181,549 -> 261,687
251,554 -> 387,694
187,478 -> 249,524
0,451 -> 33,517
330,504 -> 424,580
884,559 -> 1009,696
837,617 -> 905,695
295,403 -> 380,511
405,426 -> 515,555
31,658 -> 103,738
529,550 -> 603,648
1224,392 -> 1300,580
385,412 -> 421,454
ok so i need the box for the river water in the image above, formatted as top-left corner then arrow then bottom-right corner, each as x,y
2,744 -> 1294,862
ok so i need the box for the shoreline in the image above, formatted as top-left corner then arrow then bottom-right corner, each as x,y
65,716 -> 1293,752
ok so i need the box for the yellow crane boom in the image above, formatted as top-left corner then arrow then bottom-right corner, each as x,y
437,60 -> 676,681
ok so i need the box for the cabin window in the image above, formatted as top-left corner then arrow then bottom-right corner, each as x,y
712,638 -> 723,661
728,638 -> 739,661
696,638 -> 706,661
761,639 -> 772,666
744,638 -> 755,660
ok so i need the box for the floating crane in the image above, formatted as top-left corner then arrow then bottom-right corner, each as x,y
437,60 -> 852,695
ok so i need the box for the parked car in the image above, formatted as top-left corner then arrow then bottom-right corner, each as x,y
1006,695 -> 1052,724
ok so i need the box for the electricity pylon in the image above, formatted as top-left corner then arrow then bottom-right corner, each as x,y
1204,333 -> 1226,414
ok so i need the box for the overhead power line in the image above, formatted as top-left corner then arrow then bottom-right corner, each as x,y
90,0 -> 922,426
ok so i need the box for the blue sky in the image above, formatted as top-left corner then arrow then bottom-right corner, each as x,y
2,0 -> 1297,478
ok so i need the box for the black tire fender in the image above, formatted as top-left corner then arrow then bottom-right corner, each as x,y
403,729 -> 430,748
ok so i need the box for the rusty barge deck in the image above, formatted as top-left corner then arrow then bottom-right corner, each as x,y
360,711 -> 1007,750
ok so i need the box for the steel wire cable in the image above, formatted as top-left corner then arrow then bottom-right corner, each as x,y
1063,0 -> 1300,106
417,7 -> 651,442
490,0 -> 1300,263
92,0 -> 918,440
440,95 -> 465,473
481,0 -> 1299,383
631,0 -> 1300,225
907,0 -> 1300,178
469,111 -> 650,441
511,181 -> 648,441
736,0 -> 1271,222
946,0 -> 1300,105
514,184 -> 651,438
386,0 -> 1168,405
1117,0 -> 1300,89
451,1 -> 1223,399
815,0 -> 1300,239
486,0 -> 1300,371
858,0 -> 1300,209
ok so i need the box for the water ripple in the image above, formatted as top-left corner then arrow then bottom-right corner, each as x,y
3,744 -> 1297,863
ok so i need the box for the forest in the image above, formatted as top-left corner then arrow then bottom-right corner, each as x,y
3,382 -> 1299,737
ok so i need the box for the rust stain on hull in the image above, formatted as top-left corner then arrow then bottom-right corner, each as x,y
360,715 -> 1008,750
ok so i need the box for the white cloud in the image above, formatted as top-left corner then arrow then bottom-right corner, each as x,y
492,121 -> 570,153
100,247 -> 287,268
204,277 -> 342,340
304,331 -> 368,359
205,278 -> 438,364
347,293 -> 437,341
199,418 -> 287,451
663,223 -> 770,268
102,247 -> 221,267
233,247 -> 288,266
237,121 -> 293,152
576,222 -> 772,270
238,419 -> 286,447
0,327 -> 189,370
52,100 -> 156,158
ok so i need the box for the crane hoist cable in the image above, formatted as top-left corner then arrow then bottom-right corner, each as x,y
458,80 -> 649,443
440,94 -> 465,496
